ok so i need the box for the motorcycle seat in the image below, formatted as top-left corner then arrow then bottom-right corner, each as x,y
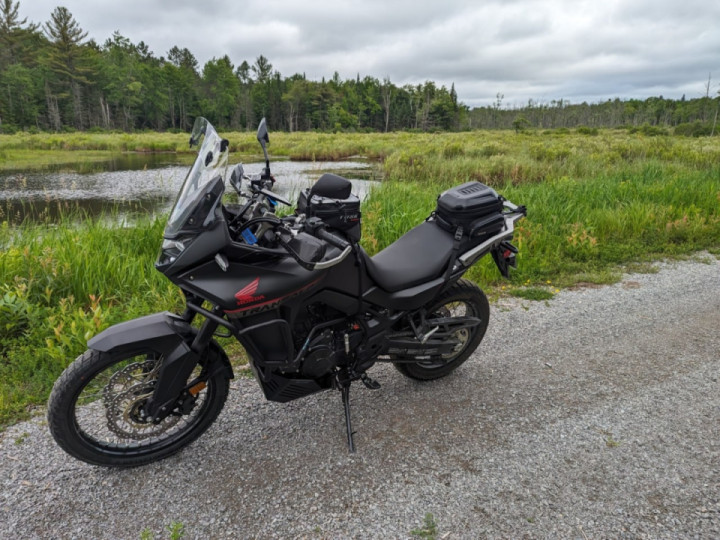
361,221 -> 456,292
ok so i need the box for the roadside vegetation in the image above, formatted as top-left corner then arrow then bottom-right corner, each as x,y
1,128 -> 719,427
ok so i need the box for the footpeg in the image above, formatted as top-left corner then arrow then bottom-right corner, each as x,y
360,374 -> 381,390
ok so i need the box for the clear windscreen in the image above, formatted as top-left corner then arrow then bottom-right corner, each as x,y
164,117 -> 228,237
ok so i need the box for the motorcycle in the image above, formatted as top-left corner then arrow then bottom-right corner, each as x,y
47,117 -> 526,467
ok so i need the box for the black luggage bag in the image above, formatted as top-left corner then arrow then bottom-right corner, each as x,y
296,173 -> 362,242
433,181 -> 506,241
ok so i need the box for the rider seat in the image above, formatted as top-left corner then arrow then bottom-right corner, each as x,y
361,221 -> 456,292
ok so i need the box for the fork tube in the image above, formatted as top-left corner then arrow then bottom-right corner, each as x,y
191,315 -> 220,354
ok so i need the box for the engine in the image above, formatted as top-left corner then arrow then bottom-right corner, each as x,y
297,320 -> 364,379
301,330 -> 337,378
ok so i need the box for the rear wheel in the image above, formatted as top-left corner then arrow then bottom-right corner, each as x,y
394,279 -> 489,380
48,342 -> 230,467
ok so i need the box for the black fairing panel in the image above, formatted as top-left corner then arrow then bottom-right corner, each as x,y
176,256 -> 323,312
157,220 -> 230,277
363,277 -> 446,310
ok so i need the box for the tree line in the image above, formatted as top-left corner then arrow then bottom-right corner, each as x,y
0,1 -> 464,133
469,93 -> 720,134
1,1 -> 718,135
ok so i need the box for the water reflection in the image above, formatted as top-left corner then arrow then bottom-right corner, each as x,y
0,159 -> 379,225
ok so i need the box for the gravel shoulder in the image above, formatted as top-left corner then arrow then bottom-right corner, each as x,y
1,256 -> 718,539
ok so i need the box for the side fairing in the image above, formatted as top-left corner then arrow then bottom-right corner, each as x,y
175,256 -> 324,314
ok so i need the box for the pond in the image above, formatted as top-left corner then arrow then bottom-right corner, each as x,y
0,157 -> 380,225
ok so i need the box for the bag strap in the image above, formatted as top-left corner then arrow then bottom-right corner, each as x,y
444,225 -> 464,280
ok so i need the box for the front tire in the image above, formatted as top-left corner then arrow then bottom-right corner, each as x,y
394,279 -> 490,380
48,342 -> 230,467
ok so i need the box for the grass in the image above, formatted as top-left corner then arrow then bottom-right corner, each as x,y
140,522 -> 185,540
411,513 -> 439,540
510,287 -> 555,301
5,126 -> 719,170
1,128 -> 719,428
0,215 -> 183,427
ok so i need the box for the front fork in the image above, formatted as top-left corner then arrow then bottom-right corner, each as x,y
144,315 -> 220,422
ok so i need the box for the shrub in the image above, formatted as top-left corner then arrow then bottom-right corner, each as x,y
628,123 -> 668,136
577,126 -> 599,136
674,121 -> 714,137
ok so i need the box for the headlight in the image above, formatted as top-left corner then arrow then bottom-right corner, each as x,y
157,236 -> 194,267
161,238 -> 187,252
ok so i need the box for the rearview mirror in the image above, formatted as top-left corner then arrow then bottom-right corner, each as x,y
256,118 -> 269,144
230,163 -> 244,193
256,117 -> 270,177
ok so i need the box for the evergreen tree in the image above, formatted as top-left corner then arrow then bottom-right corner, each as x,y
0,0 -> 38,67
43,6 -> 93,129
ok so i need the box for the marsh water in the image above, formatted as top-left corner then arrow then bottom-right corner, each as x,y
0,156 -> 379,225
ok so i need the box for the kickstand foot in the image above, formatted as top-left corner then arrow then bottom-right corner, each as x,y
341,384 -> 356,453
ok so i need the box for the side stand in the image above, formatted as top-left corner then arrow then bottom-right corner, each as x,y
341,384 -> 356,453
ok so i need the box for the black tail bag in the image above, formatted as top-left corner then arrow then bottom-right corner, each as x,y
433,182 -> 505,241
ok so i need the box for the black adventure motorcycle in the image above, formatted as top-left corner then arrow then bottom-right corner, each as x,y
47,117 -> 526,467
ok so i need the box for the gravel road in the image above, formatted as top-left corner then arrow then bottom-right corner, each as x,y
1,256 -> 718,539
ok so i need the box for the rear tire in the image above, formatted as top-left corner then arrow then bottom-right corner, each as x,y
394,279 -> 489,380
48,342 -> 230,467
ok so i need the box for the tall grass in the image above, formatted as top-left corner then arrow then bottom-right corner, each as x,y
4,126 -> 719,171
0,214 -> 182,426
1,128 -> 719,427
360,132 -> 719,286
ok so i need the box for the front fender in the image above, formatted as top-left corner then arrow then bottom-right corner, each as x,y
87,312 -> 192,355
88,311 -> 233,378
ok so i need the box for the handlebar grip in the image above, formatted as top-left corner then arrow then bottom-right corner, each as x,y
316,228 -> 350,250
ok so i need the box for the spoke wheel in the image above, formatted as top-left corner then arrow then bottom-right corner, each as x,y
48,343 -> 230,467
394,279 -> 489,380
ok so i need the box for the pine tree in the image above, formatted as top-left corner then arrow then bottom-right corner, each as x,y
0,0 -> 31,66
43,6 -> 93,129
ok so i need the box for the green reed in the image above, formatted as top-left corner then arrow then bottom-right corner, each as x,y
0,211 -> 182,426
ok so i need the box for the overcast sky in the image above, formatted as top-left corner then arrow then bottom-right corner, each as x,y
18,0 -> 720,108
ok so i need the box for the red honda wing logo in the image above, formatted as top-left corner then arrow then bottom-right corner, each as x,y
234,277 -> 266,305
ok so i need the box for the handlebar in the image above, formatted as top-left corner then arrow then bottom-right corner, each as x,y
272,221 -> 353,271
232,207 -> 352,271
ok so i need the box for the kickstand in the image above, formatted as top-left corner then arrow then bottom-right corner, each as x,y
340,384 -> 356,453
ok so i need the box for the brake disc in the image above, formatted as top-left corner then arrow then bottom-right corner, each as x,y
102,360 -> 180,440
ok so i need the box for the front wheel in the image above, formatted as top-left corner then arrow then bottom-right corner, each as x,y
394,279 -> 490,380
48,342 -> 230,467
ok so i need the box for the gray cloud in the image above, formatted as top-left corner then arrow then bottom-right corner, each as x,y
19,0 -> 720,107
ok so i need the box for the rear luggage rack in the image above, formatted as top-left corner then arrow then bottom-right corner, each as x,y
455,201 -> 526,269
